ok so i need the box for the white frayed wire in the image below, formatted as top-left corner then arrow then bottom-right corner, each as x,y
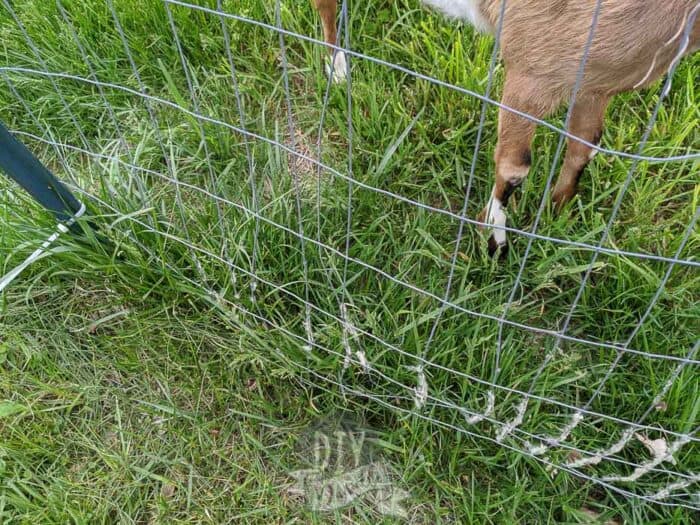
566,427 -> 636,468
339,303 -> 352,367
463,390 -> 496,425
0,202 -> 85,293
408,365 -> 428,409
496,398 -> 528,442
528,411 -> 585,456
302,315 -> 314,353
340,302 -> 369,372
650,472 -> 700,501
561,340 -> 696,467
528,442 -> 549,457
602,433 -> 690,483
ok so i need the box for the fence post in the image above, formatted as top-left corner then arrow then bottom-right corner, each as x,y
0,119 -> 89,292
0,120 -> 84,224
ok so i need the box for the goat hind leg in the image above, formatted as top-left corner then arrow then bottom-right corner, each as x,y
478,73 -> 553,257
551,93 -> 609,211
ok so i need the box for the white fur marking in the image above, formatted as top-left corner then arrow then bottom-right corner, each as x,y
486,194 -> 507,246
588,148 -> 598,161
635,4 -> 700,88
325,50 -> 348,83
421,0 -> 494,34
633,54 -> 658,89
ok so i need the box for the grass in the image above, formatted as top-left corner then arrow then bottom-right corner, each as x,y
0,0 -> 699,522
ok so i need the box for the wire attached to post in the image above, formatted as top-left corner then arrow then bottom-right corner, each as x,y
0,202 -> 86,293
0,119 -> 87,292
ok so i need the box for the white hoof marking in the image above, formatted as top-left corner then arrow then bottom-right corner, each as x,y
486,194 -> 507,246
325,51 -> 348,83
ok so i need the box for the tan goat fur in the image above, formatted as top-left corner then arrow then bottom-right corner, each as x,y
314,0 -> 700,254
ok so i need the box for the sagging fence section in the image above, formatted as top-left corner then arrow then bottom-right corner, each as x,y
1,0 -> 698,510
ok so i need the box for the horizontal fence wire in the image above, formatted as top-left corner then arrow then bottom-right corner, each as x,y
1,0 -> 698,512
3,65 -> 698,270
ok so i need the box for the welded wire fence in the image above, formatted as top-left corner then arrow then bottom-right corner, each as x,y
1,0 -> 698,511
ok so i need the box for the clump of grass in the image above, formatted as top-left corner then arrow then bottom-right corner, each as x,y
1,0 -> 698,522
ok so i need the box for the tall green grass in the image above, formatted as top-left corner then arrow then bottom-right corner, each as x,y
1,0 -> 698,522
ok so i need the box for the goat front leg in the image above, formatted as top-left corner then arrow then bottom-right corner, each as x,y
551,93 -> 609,210
478,72 -> 554,257
312,0 -> 347,83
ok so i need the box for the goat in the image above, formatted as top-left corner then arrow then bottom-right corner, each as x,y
312,0 -> 348,82
314,0 -> 700,256
413,0 -> 700,254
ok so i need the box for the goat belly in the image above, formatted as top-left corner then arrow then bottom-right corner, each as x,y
421,0 -> 494,34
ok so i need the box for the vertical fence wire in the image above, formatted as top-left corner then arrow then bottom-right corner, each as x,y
1,0 -> 698,511
275,0 -> 315,351
164,1 -> 233,286
55,0 -> 149,209
493,0 -> 604,445
105,0 -> 206,279
217,0 -> 260,303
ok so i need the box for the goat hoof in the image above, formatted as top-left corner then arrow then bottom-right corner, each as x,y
551,187 -> 576,214
487,236 -> 509,259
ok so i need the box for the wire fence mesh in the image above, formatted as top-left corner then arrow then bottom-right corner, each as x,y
1,0 -> 698,511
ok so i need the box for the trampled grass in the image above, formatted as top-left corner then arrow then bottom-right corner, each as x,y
0,0 -> 698,522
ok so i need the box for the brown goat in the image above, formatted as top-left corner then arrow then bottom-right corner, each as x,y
314,1 -> 700,254
312,0 -> 348,82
